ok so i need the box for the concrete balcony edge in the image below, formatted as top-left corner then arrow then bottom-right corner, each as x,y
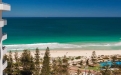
0,19 -> 7,27
3,60 -> 7,70
3,46 -> 7,55
2,33 -> 7,41
0,3 -> 11,11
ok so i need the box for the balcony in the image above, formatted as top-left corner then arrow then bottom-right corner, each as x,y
0,3 -> 11,11
2,46 -> 7,55
0,19 -> 7,27
3,60 -> 7,70
2,33 -> 7,41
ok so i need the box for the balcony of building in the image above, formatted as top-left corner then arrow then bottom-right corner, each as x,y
0,2 -> 11,11
0,19 -> 7,27
2,46 -> 7,55
2,33 -> 7,41
3,60 -> 7,70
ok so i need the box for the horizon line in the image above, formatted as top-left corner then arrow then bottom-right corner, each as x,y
3,16 -> 121,18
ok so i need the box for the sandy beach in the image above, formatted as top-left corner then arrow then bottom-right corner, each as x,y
7,49 -> 121,58
42,50 -> 121,57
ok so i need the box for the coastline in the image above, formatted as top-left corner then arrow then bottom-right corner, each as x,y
7,49 -> 121,58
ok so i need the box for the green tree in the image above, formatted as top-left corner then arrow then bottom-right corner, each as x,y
51,59 -> 58,75
20,50 -> 33,75
86,59 -> 89,66
77,69 -> 81,75
111,56 -> 121,75
91,51 -> 97,64
79,60 -> 83,66
100,65 -> 112,75
87,70 -> 91,75
57,57 -> 63,75
62,55 -> 69,75
5,50 -> 14,75
111,56 -> 118,68
30,56 -> 36,75
40,47 -> 50,75
13,50 -> 21,75
34,48 -> 41,75
112,56 -> 117,62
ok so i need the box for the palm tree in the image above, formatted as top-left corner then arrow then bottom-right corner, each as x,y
112,56 -> 117,61
100,65 -> 112,75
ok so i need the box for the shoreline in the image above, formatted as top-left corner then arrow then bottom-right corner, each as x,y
7,49 -> 121,58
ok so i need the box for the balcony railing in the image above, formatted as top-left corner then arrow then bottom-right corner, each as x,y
2,33 -> 7,41
3,60 -> 7,70
4,19 -> 7,25
2,46 -> 7,55
0,2 -> 11,11
0,19 -> 7,27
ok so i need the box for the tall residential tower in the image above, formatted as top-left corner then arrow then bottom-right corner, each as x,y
0,0 -> 11,75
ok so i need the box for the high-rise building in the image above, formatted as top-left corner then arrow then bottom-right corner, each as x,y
0,0 -> 11,75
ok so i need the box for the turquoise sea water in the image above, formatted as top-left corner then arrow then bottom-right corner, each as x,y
2,17 -> 121,50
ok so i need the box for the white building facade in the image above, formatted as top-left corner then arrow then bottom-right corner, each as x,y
0,0 -> 10,75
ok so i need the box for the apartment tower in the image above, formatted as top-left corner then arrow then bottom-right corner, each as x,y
0,0 -> 10,75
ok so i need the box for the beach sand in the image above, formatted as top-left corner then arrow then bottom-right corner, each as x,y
7,50 -> 121,58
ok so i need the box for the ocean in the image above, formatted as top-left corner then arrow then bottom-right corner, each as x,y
2,17 -> 121,51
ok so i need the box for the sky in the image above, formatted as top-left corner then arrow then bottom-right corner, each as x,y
2,0 -> 121,17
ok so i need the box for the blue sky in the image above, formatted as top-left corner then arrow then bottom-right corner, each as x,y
3,0 -> 121,17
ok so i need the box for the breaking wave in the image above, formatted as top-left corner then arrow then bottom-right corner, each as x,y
4,42 -> 121,51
